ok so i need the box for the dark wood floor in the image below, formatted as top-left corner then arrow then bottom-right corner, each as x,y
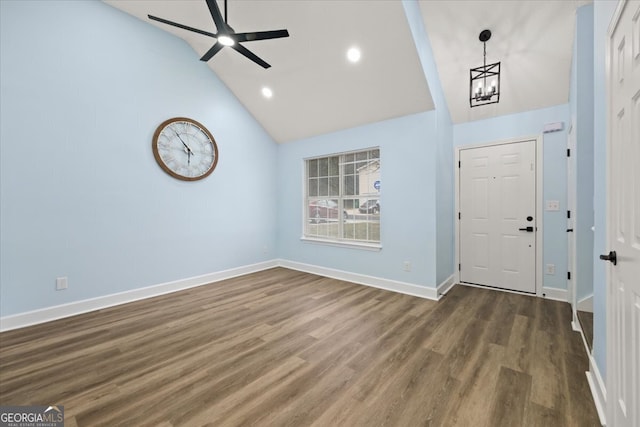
0,267 -> 599,426
577,310 -> 594,352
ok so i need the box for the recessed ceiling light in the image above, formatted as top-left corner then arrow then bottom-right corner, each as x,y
218,35 -> 235,46
347,47 -> 361,63
261,87 -> 273,99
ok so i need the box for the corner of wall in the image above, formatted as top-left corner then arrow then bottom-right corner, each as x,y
402,0 -> 455,284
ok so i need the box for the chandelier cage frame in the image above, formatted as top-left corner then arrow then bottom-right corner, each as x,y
469,29 -> 501,108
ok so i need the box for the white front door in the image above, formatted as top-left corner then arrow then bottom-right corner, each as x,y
606,1 -> 640,426
459,140 -> 537,293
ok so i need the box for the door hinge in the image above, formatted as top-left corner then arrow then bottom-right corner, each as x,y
458,160 -> 461,168
567,210 -> 571,219
458,263 -> 461,271
458,212 -> 461,220
568,271 -> 571,280
567,148 -> 571,157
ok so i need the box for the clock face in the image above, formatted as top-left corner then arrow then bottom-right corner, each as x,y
152,117 -> 219,181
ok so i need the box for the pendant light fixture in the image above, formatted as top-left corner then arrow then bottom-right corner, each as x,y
470,29 -> 500,107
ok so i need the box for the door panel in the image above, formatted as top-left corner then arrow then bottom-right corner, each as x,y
607,2 -> 640,426
460,140 -> 536,293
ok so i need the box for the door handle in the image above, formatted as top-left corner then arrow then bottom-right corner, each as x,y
599,250 -> 617,266
518,227 -> 534,232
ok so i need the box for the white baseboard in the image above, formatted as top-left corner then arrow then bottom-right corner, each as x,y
541,286 -> 569,302
586,354 -> 607,426
277,259 -> 439,301
437,274 -> 456,297
577,294 -> 594,312
0,260 -> 279,332
572,319 -> 582,333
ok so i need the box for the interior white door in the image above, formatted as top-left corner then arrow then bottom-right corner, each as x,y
459,140 -> 537,293
606,1 -> 640,426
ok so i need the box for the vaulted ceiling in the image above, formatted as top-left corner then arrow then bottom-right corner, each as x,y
104,0 -> 591,143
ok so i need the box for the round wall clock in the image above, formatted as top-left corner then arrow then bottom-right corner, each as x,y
152,117 -> 219,181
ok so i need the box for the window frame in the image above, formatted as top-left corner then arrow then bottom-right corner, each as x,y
301,147 -> 382,250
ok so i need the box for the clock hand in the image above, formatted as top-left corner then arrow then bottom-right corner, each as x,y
172,130 -> 194,155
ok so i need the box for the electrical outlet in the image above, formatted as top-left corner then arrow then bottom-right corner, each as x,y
545,264 -> 556,275
56,277 -> 68,290
403,261 -> 411,272
545,200 -> 560,211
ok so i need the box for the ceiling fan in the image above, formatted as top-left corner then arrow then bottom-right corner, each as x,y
148,0 -> 289,69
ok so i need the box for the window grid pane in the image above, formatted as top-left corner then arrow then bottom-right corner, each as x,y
304,149 -> 380,244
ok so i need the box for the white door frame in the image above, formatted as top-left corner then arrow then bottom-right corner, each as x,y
566,122 -> 579,326
454,135 -> 544,297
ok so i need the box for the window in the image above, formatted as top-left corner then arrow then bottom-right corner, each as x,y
304,148 -> 380,246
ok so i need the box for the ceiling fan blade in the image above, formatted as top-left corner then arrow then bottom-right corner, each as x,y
200,42 -> 224,62
231,44 -> 271,69
148,15 -> 217,38
205,0 -> 227,32
235,29 -> 289,43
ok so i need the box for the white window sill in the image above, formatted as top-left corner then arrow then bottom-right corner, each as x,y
300,237 -> 382,252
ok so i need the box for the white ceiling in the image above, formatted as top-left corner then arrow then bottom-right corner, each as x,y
104,0 -> 434,143
419,0 -> 591,124
104,0 -> 590,142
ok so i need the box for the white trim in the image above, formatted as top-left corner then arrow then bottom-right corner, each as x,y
436,274 -> 456,297
302,147 -> 382,247
572,291 -> 606,426
0,259 -> 448,332
0,260 -> 279,332
535,135 -> 544,298
540,286 -> 569,302
454,136 -> 544,296
605,4 -> 627,425
572,320 -> 582,333
586,354 -> 607,426
574,313 -> 587,347
277,259 -> 439,300
459,283 -> 566,302
299,237 -> 382,251
567,119 -> 577,318
577,294 -> 594,312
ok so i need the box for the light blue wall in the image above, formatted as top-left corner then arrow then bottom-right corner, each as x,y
1,0 -> 608,354
435,112 -> 455,285
403,0 -> 455,285
276,112 -> 439,287
592,0 -> 619,383
454,104 -> 571,291
0,0 -> 278,316
274,1 -> 455,290
571,5 -> 595,304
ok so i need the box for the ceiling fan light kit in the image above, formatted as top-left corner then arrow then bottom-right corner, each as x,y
469,29 -> 501,108
148,0 -> 289,69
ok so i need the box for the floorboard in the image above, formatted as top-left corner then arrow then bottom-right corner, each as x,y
0,267 -> 599,426
577,310 -> 594,351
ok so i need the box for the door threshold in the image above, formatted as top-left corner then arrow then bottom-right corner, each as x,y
460,281 -> 536,296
